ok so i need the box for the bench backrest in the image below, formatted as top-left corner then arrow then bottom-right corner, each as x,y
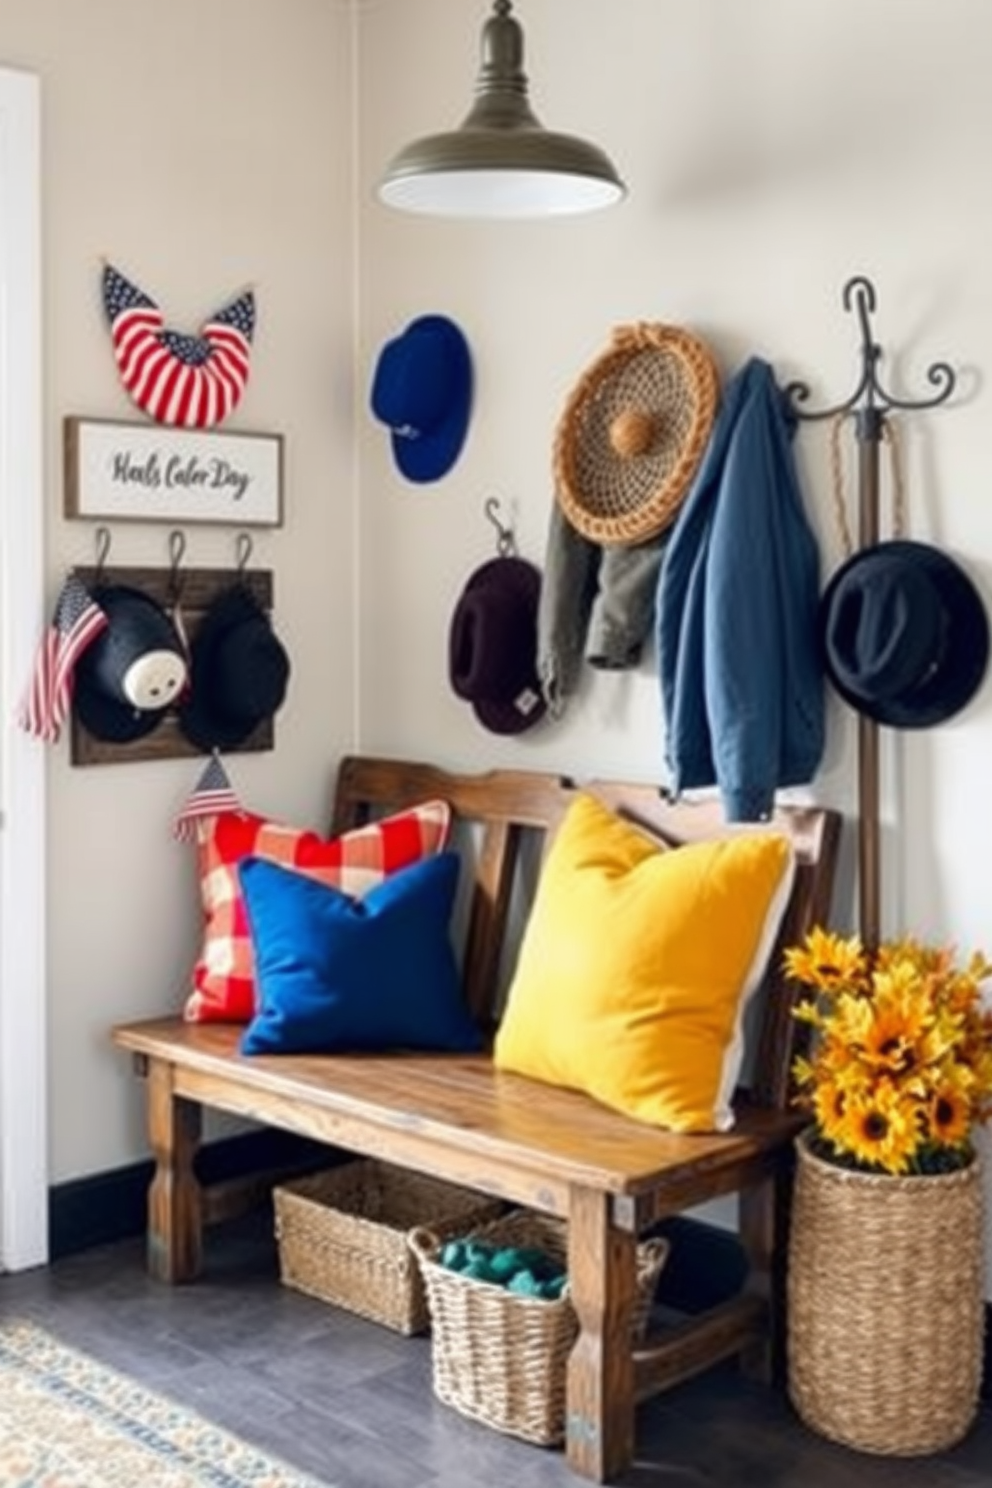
329,755 -> 842,1113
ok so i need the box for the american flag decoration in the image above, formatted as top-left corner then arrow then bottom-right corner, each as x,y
18,572 -> 109,743
103,262 -> 255,429
173,752 -> 243,842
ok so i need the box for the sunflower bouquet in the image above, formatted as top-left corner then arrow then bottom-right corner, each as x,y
785,928 -> 992,1175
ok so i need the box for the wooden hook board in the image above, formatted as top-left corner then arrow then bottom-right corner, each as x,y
70,565 -> 276,766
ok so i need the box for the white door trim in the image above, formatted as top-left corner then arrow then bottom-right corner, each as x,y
0,65 -> 47,1271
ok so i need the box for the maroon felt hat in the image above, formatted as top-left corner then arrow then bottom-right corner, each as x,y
448,557 -> 547,735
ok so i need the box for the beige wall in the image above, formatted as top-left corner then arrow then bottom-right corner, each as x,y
4,0 -> 992,1285
356,0 -> 992,1275
2,0 -> 357,1179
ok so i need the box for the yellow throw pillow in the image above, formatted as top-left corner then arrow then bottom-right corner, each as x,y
494,793 -> 795,1132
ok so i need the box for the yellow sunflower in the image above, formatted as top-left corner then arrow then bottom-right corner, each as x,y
821,989 -> 878,1050
787,926 -> 992,1171
783,928 -> 866,995
813,1035 -> 873,1094
810,1076 -> 849,1150
857,992 -> 929,1076
875,939 -> 943,979
834,1084 -> 921,1173
966,1014 -> 992,1119
941,970 -> 983,1018
926,1086 -> 971,1148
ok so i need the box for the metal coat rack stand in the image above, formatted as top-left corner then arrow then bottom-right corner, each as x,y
785,275 -> 957,950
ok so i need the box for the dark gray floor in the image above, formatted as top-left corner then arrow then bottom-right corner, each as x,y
1,1210 -> 990,1488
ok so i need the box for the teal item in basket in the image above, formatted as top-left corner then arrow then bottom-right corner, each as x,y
438,1238 -> 566,1299
506,1268 -> 568,1299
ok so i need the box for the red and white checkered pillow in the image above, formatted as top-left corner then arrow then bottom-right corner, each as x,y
184,799 -> 452,1023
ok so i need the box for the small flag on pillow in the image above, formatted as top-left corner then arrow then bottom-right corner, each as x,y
18,572 -> 109,743
173,752 -> 243,841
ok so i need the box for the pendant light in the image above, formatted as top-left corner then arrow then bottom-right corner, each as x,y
377,1 -> 626,220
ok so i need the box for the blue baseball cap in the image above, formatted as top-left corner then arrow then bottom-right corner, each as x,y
370,314 -> 473,483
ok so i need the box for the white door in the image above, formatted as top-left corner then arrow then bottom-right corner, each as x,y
0,64 -> 47,1271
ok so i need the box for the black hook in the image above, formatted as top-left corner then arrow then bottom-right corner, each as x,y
168,529 -> 187,601
236,532 -> 253,575
93,525 -> 112,585
843,275 -> 877,351
785,274 -> 957,427
483,497 -> 516,558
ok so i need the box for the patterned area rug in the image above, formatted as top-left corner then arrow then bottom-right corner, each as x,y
0,1319 -> 330,1487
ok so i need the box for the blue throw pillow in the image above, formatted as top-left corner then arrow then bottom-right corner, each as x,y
238,850 -> 482,1056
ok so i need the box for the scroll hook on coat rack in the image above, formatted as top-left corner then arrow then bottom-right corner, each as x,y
483,496 -> 516,557
784,274 -> 956,428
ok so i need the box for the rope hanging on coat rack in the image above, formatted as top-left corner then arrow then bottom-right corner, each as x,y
784,275 -> 957,950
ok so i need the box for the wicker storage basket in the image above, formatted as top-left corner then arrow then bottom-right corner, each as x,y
409,1209 -> 669,1447
788,1132 -> 985,1456
273,1161 -> 502,1336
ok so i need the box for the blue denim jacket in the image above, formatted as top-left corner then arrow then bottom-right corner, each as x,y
657,357 -> 825,821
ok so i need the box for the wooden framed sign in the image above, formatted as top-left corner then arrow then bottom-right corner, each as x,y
64,417 -> 283,527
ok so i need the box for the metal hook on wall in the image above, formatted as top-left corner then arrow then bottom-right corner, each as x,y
93,525 -> 112,585
483,496 -> 517,558
167,529 -> 187,601
235,531 -> 254,575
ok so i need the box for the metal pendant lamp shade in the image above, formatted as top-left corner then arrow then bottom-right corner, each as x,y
378,1 -> 626,220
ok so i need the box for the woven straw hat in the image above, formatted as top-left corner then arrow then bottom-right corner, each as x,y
553,322 -> 719,545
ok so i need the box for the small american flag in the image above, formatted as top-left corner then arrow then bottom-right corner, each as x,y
18,573 -> 109,743
173,753 -> 243,842
103,262 -> 255,429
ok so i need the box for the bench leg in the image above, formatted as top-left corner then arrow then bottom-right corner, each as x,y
566,1187 -> 636,1482
739,1164 -> 791,1384
146,1058 -> 203,1283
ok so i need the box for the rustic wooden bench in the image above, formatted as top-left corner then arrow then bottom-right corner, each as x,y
112,754 -> 841,1482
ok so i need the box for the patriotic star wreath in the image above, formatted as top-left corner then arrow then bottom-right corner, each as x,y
102,262 -> 255,429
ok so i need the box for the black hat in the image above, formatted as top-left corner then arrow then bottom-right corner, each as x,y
73,585 -> 188,744
448,557 -> 547,736
819,540 -> 989,729
178,585 -> 290,752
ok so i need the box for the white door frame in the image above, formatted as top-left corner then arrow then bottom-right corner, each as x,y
0,65 -> 47,1271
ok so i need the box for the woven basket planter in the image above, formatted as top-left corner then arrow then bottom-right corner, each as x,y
409,1209 -> 669,1447
787,1131 -> 985,1456
273,1161 -> 502,1335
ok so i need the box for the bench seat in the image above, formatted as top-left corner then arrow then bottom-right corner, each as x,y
114,1017 -> 805,1213
112,755 -> 841,1482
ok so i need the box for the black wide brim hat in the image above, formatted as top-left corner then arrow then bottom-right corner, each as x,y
73,584 -> 189,744
819,539 -> 990,729
448,556 -> 547,736
178,584 -> 290,752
